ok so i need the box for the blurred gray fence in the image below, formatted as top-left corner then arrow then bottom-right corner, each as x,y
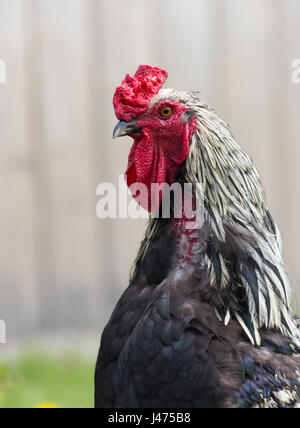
0,0 -> 299,339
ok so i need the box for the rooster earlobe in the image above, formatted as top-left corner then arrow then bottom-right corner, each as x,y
181,110 -> 195,123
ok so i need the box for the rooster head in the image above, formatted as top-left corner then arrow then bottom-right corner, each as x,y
113,65 -> 197,212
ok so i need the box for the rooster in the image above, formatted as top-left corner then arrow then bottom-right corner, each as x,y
95,65 -> 300,408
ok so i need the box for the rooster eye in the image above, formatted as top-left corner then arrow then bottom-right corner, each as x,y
159,106 -> 173,118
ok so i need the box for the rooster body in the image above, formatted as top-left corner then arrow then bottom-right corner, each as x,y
95,67 -> 300,408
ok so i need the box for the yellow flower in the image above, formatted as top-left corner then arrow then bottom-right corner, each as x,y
35,402 -> 59,409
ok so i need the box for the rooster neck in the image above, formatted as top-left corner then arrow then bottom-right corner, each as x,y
172,219 -> 203,269
129,91 -> 299,348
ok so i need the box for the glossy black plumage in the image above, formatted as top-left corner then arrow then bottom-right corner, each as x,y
95,217 -> 300,408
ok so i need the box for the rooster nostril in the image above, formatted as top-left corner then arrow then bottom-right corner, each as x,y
127,124 -> 143,135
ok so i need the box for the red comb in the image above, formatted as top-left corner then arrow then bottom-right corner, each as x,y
113,65 -> 168,122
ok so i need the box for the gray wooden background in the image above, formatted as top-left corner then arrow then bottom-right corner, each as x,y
0,0 -> 299,341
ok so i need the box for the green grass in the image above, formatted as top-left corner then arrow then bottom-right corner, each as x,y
0,352 -> 94,408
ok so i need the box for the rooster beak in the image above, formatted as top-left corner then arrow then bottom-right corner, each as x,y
113,120 -> 142,139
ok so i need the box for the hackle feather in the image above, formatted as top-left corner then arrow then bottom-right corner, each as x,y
132,88 -> 300,348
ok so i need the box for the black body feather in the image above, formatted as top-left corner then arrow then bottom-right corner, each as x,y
95,217 -> 300,408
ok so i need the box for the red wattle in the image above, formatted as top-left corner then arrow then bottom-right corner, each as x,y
125,120 -> 196,214
126,132 -> 167,213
